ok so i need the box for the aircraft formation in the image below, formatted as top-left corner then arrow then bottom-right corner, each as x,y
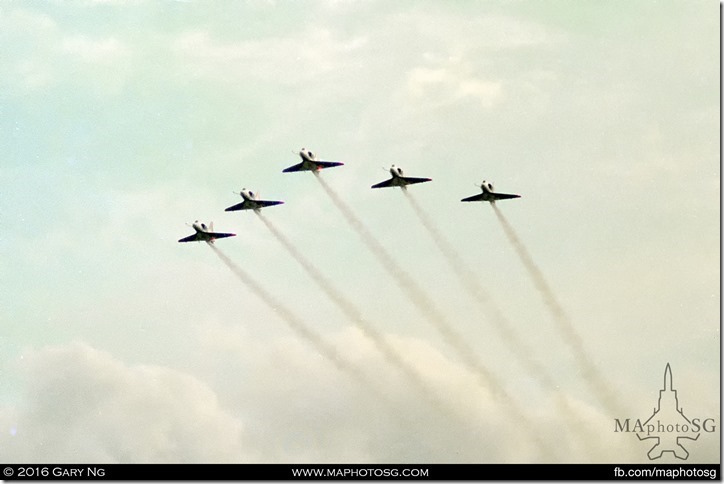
178,148 -> 520,243
177,147 -> 624,454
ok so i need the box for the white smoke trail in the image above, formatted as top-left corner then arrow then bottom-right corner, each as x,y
314,173 -> 555,459
255,212 -> 457,418
207,243 -> 395,409
491,204 -> 625,418
404,191 -> 548,379
404,191 -> 598,456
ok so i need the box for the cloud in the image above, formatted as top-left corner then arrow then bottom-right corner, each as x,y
2,343 -> 246,463
61,35 -> 130,65
195,323 -> 635,463
0,6 -> 133,95
2,319 -> 717,464
172,28 -> 368,85
407,65 -> 503,109
0,8 -> 58,90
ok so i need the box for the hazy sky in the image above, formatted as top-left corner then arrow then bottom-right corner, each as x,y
0,0 -> 719,464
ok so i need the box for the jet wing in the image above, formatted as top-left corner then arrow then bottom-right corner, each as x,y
283,160 -> 343,173
401,176 -> 432,186
257,200 -> 284,208
372,176 -> 432,189
208,232 -> 236,239
178,233 -> 201,243
224,200 -> 253,212
282,162 -> 306,173
461,193 -> 486,202
460,192 -> 520,202
491,192 -> 521,200
226,200 -> 283,211
315,160 -> 344,170
371,178 -> 395,189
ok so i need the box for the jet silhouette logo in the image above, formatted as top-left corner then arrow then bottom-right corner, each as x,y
614,363 -> 717,460
635,364 -> 700,460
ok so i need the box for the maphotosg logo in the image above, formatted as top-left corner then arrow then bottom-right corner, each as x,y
614,363 -> 717,460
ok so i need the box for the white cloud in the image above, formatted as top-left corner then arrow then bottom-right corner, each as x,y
0,7 -> 133,95
173,28 -> 368,85
2,316 -> 717,463
195,323 -> 637,463
407,66 -> 503,109
2,343 -> 246,463
61,36 -> 130,64
0,7 -> 57,32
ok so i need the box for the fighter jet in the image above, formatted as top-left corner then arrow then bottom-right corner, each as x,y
371,165 -> 432,190
225,189 -> 284,213
282,148 -> 344,173
461,180 -> 520,203
178,221 -> 236,244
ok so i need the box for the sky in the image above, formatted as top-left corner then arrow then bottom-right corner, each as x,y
0,0 -> 719,464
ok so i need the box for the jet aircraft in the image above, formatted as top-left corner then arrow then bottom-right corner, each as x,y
371,165 -> 432,190
225,189 -> 284,213
461,180 -> 520,203
282,148 -> 344,173
178,221 -> 236,243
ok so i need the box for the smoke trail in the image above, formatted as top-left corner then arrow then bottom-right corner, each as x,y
404,191 -> 598,455
491,204 -> 624,418
207,243 -> 394,408
314,173 -> 555,459
255,212 -> 456,418
404,190 -> 546,379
